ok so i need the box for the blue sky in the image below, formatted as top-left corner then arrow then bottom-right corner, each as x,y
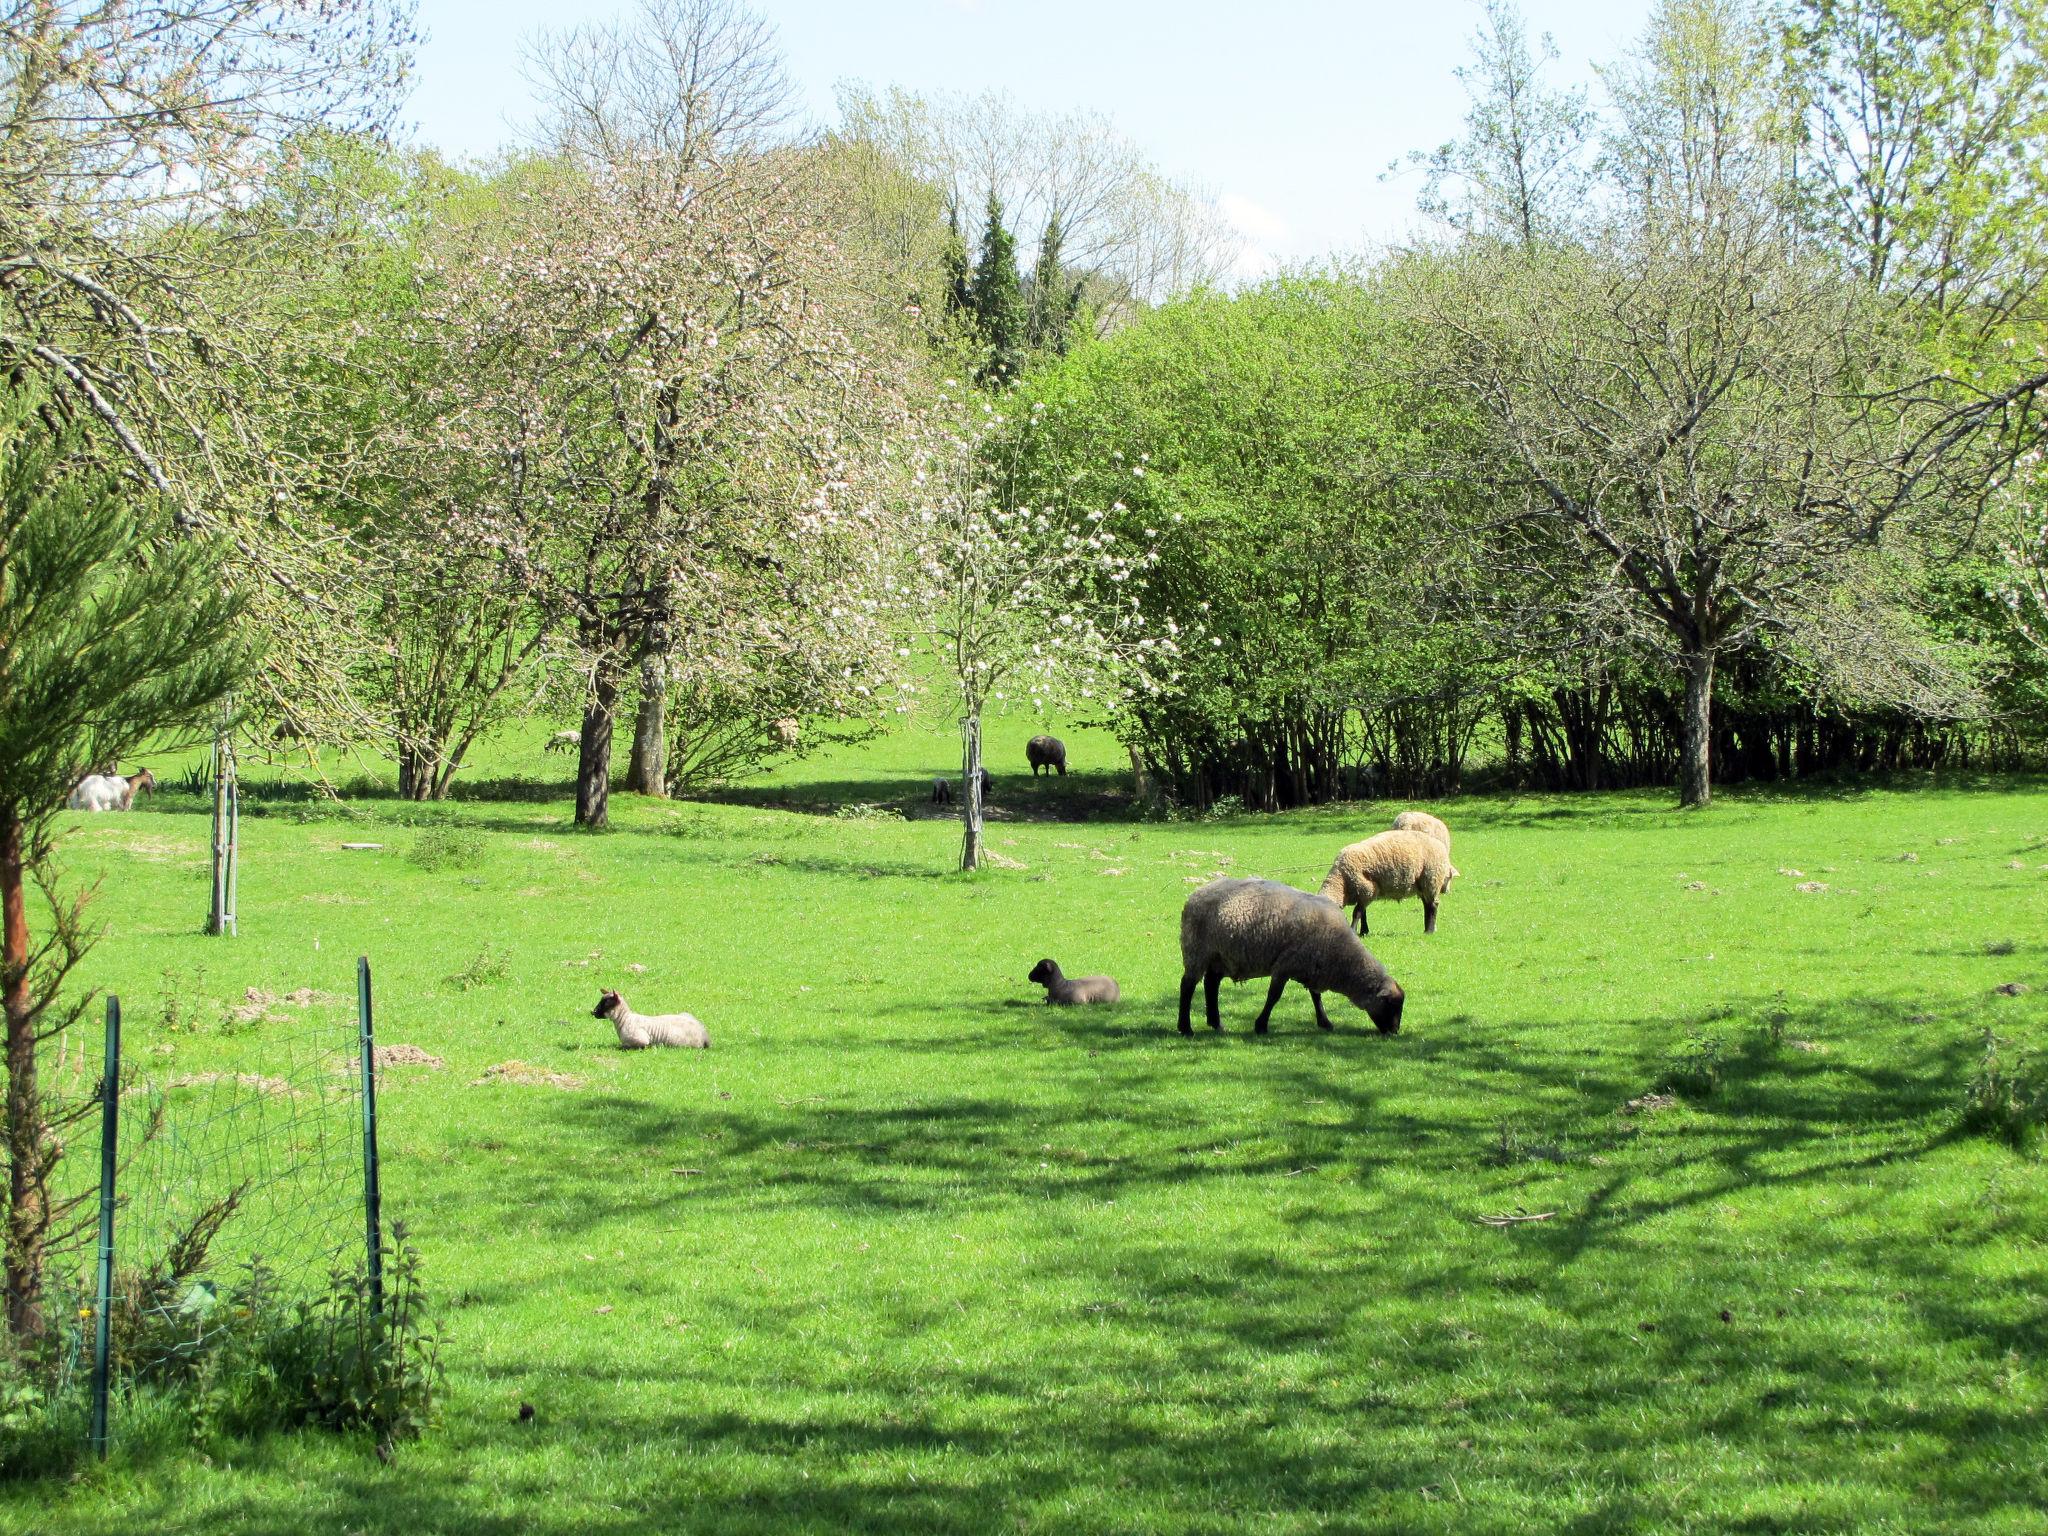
406,0 -> 1654,272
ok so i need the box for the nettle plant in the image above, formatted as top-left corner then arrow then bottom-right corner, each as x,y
893,390 -> 1184,870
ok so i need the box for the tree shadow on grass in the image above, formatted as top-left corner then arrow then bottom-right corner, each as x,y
57,992 -> 2046,1536
699,770 -> 1137,822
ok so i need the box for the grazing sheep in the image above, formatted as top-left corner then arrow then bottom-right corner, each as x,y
1179,878 -> 1404,1035
1026,735 -> 1067,777
67,768 -> 155,812
544,729 -> 579,755
1318,829 -> 1457,936
593,990 -> 709,1049
1027,958 -> 1119,1005
1391,810 -> 1451,851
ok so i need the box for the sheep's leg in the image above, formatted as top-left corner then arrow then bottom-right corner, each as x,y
1312,990 -> 1334,1031
1252,975 -> 1287,1034
1355,902 -> 1369,936
1204,967 -> 1223,1031
1423,897 -> 1438,935
1178,973 -> 1197,1036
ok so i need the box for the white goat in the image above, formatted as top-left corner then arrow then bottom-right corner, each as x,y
67,768 -> 156,812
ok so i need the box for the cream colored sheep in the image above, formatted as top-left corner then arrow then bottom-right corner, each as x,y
593,990 -> 709,1049
1391,810 -> 1451,851
1318,829 -> 1457,936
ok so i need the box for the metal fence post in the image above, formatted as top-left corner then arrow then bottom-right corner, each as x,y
89,995 -> 120,1459
208,733 -> 226,934
357,957 -> 383,1317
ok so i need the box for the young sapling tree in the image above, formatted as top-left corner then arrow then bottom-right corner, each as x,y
894,391 -> 1179,870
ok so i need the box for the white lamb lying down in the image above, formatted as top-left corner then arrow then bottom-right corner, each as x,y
593,990 -> 709,1049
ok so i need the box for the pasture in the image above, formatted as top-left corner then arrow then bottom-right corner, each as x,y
6,716 -> 2046,1535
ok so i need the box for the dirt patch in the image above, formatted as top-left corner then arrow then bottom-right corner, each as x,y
114,836 -> 200,865
1794,881 -> 1830,894
228,986 -> 341,1025
130,1071 -> 297,1098
375,1044 -> 443,1070
1995,982 -> 2032,997
472,1059 -> 584,1090
1622,1092 -> 1677,1115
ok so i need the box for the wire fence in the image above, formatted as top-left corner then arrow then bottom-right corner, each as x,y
36,960 -> 382,1454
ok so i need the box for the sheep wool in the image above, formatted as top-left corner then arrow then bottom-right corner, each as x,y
1391,810 -> 1451,851
593,990 -> 710,1049
1027,959 -> 1119,1005
1178,878 -> 1404,1036
1318,829 -> 1457,936
1026,735 -> 1068,777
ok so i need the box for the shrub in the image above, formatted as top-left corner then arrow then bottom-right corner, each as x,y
408,825 -> 485,872
1666,1034 -> 1727,1099
0,1351 -> 80,1479
196,1224 -> 441,1451
443,947 -> 510,992
1961,1030 -> 2047,1154
830,802 -> 901,822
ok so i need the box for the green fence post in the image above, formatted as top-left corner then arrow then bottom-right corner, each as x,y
89,995 -> 120,1459
357,957 -> 383,1317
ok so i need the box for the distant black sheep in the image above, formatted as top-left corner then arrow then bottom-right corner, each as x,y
929,769 -> 992,804
1026,735 -> 1067,777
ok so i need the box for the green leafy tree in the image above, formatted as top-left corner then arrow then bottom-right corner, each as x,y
1393,0 -> 1594,247
1016,276 -> 1489,808
1784,0 -> 2048,353
0,385 -> 247,1339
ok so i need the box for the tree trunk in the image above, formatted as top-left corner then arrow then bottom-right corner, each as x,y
2,803 -> 45,1339
576,663 -> 621,831
1679,648 -> 1716,809
395,739 -> 436,802
625,648 -> 668,799
960,714 -> 983,872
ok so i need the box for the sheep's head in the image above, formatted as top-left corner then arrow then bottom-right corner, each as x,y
592,990 -> 623,1020
1027,959 -> 1059,986
1443,863 -> 1458,891
130,768 -> 155,796
1350,977 -> 1404,1035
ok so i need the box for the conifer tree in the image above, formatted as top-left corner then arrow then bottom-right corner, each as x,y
968,192 -> 1027,387
1026,213 -> 1085,356
0,384 -> 247,1338
939,205 -> 973,322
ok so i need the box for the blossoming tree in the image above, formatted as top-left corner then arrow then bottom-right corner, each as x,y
895,392 -> 1181,870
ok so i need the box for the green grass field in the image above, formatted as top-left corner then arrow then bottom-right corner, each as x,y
5,712 -> 2046,1534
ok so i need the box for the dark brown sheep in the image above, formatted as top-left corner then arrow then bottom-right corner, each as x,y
1178,878 -> 1405,1036
1026,735 -> 1067,776
1027,959 -> 1119,1005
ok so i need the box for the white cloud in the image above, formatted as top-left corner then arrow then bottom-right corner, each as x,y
1218,192 -> 1289,282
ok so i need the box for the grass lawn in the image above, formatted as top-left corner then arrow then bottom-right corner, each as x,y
3,713 -> 2045,1534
